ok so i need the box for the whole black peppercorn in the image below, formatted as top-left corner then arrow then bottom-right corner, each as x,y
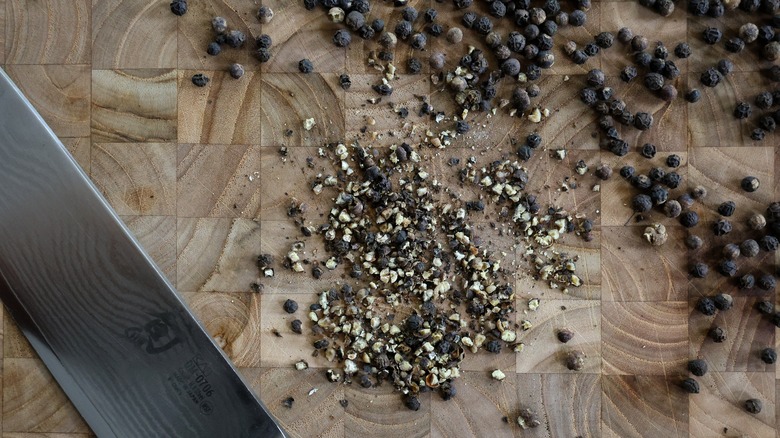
649,58 -> 665,73
725,37 -> 745,53
402,6 -> 418,22
583,42 -> 600,57
675,42 -> 691,58
256,34 -> 273,49
557,328 -> 575,343
333,29 -> 352,47
723,243 -> 740,259
694,296 -> 717,316
758,274 -> 776,290
631,35 -> 649,52
759,116 -> 777,132
689,0 -> 709,15
659,84 -> 678,102
191,73 -> 210,87
700,68 -> 721,87
544,0 -> 561,15
688,359 -> 708,376
772,312 -> 780,327
596,86 -> 613,101
229,63 -> 244,79
517,145 -> 533,161
703,27 -> 722,44
717,59 -> 733,76
440,382 -> 457,401
635,51 -> 652,68
759,235 -> 779,251
741,239 -> 760,257
596,32 -> 614,48
225,30 -> 246,48
207,42 -> 222,56
255,47 -> 272,62
709,326 -> 726,342
717,259 -> 738,277
595,164 -> 613,180
454,0 -> 472,8
569,9 -> 586,26
580,88 -> 597,106
462,12 -> 477,28
346,11 -> 365,30
632,174 -> 652,189
283,299 -> 299,314
664,200 -> 682,218
527,133 -> 542,148
691,264 -> 711,280
680,211 -> 700,228
681,378 -> 700,394
357,25 -> 375,40
745,399 -> 762,414
714,293 -> 733,310
741,176 -> 760,192
540,20 -> 558,36
650,184 -> 669,205
371,19 -> 385,32
640,143 -> 657,158
679,194 -> 694,209
298,59 -> 314,74
680,231 -> 699,248
501,58 -> 521,76
657,0 -> 675,15
170,0 -> 188,16
665,154 -> 681,168
455,120 -> 470,134
751,128 -> 766,141
404,396 -> 421,411
757,301 -> 774,315
760,348 -> 777,364
717,201 -> 736,217
708,1 -> 724,16
621,66 -> 638,82
620,165 -> 635,178
713,219 -> 732,236
634,112 -> 653,131
663,61 -> 681,79
586,69 -> 605,87
352,0 -> 369,13
759,25 -> 776,44
395,20 -> 412,39
571,50 -> 588,65
632,194 -> 653,212
507,32 -> 526,53
734,102 -> 752,119
618,27 -> 633,43
475,16 -> 494,35
303,0 -> 319,9
644,73 -> 664,91
405,314 -> 422,331
526,84 -> 541,97
609,139 -> 630,156
685,89 -> 702,103
651,168 -> 667,182
488,1 -> 506,17
740,274 -> 756,290
378,51 -> 393,62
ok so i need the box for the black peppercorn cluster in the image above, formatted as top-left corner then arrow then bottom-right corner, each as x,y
613,29 -> 688,103
743,90 -> 780,141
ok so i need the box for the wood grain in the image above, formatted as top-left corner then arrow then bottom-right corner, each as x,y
689,296 -> 775,372
91,0 -> 176,69
182,292 -> 261,368
260,73 -> 345,147
516,299 -> 601,373
244,367 -> 345,438
177,70 -> 263,145
4,65 -> 90,138
177,144 -> 262,218
91,69 -> 177,142
602,374 -> 688,438
120,215 -> 177,286
689,372 -> 775,438
602,301 -> 689,375
6,0 -> 90,64
3,359 -> 89,433
602,225 -> 689,301
344,382 -> 430,438
176,217 -> 262,292
91,143 -> 177,215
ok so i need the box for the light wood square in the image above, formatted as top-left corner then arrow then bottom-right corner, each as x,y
3,358 -> 89,433
182,292 -> 261,367
6,0 -> 90,64
5,65 -> 91,138
92,0 -> 176,69
260,73 -> 345,147
177,70 -> 263,145
602,374 -> 688,438
177,144 -> 262,218
91,69 -> 177,142
689,372 -> 775,438
176,217 -> 261,292
516,299 -> 601,373
602,301 -> 688,375
91,142 -> 176,215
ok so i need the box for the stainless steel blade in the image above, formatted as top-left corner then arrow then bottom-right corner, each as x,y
0,68 -> 287,438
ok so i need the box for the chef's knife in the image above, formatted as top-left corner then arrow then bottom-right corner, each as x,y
0,68 -> 287,438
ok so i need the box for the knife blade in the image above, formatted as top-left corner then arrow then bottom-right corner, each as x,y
0,68 -> 287,438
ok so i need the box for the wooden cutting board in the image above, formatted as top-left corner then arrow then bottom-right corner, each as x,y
1,0 -> 778,437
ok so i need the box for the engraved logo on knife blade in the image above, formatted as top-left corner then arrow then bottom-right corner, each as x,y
124,311 -> 184,354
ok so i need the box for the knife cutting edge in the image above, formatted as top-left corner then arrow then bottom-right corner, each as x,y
0,68 -> 288,438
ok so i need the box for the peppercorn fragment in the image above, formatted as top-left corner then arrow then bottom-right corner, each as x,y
565,350 -> 585,371
191,73 -> 210,87
709,326 -> 726,342
713,219 -> 732,236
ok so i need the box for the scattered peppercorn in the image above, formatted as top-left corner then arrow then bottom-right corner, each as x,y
634,112 -> 653,131
713,219 -> 732,236
739,274 -> 755,288
404,396 -> 421,411
714,293 -> 733,310
170,0 -> 187,16
283,299 -> 299,314
740,176 -> 759,192
688,359 -> 708,376
758,274 -> 776,290
685,89 -> 702,103
701,68 -> 721,87
734,102 -> 752,119
291,319 -> 302,334
207,42 -> 221,56
565,350 -> 585,371
282,397 -> 294,408
674,42 -> 691,58
709,326 -> 726,342
723,243 -> 740,259
741,239 -> 760,257
745,399 -> 762,414
760,348 -> 777,364
686,235 -> 703,249
681,378 -> 700,394
191,73 -> 210,87
692,185 -> 708,199
703,27 -> 723,44
757,301 -> 775,315
717,259 -> 737,277
644,73 -> 664,92
718,201 -> 736,217
557,328 -> 575,343
333,29 -> 352,47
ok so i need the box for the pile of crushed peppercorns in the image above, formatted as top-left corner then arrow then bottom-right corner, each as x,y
258,140 -> 595,410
